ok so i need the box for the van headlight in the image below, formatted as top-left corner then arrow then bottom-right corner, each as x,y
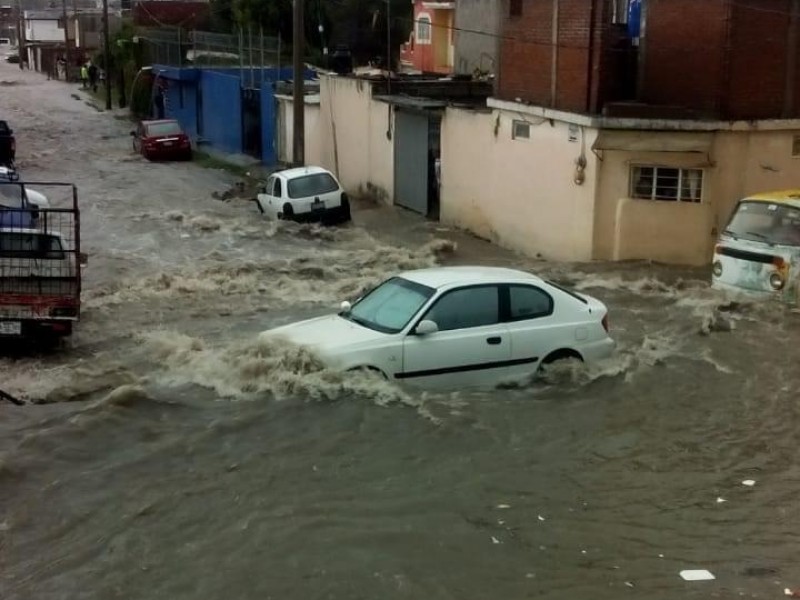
769,272 -> 785,290
712,261 -> 723,277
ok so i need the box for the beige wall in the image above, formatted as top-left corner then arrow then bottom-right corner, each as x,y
440,108 -> 599,262
317,74 -> 394,203
276,98 -> 322,167
593,130 -> 800,265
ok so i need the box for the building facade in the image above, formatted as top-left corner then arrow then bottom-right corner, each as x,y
452,0 -> 501,76
399,0 -> 455,74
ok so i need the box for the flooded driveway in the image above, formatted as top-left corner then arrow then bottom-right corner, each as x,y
2,61 -> 800,600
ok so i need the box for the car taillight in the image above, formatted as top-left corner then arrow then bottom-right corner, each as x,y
601,313 -> 609,333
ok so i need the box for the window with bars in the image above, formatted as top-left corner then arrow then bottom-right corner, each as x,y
630,166 -> 704,203
512,120 -> 530,140
417,17 -> 431,42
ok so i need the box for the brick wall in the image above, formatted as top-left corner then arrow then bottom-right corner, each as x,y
497,0 -> 623,113
727,0 -> 794,119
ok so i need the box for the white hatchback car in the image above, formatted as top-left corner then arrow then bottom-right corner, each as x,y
262,266 -> 615,389
255,166 -> 350,223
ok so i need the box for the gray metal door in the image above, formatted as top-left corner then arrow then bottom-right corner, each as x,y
394,110 -> 429,215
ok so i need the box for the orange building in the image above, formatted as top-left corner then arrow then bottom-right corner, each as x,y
399,1 -> 454,74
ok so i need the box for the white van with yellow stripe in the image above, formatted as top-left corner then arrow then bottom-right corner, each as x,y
712,190 -> 800,302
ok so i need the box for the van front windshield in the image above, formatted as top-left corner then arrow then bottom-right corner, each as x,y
724,201 -> 800,246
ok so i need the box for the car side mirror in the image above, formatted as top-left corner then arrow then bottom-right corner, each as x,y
340,300 -> 352,313
129,131 -> 136,136
415,320 -> 438,336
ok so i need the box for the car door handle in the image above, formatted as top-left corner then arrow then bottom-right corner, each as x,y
486,336 -> 502,345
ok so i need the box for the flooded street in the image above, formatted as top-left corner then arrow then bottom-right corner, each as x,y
3,60 -> 800,600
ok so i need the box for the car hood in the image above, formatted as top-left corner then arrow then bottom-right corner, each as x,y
260,314 -> 386,353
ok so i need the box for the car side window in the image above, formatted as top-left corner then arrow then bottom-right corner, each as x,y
274,178 -> 282,198
424,286 -> 500,331
508,285 -> 553,321
263,176 -> 274,195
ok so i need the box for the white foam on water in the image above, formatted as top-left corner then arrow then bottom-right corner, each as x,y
137,330 -> 440,421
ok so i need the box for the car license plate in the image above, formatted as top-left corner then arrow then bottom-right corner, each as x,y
163,141 -> 173,147
311,200 -> 324,211
0,321 -> 21,335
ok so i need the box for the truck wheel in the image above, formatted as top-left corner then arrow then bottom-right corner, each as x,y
281,203 -> 294,220
339,197 -> 351,223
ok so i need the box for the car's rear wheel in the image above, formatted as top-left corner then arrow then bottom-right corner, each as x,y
280,203 -> 294,220
541,349 -> 583,366
346,366 -> 388,380
339,196 -> 351,223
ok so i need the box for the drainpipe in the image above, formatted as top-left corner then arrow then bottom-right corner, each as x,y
550,0 -> 559,107
783,0 -> 800,117
585,0 -> 597,113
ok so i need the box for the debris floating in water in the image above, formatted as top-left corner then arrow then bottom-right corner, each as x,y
496,504 -> 511,509
537,515 -> 546,522
491,536 -> 501,545
679,569 -> 715,581
716,497 -> 727,503
624,581 -> 635,588
784,588 -> 800,597
742,479 -> 756,487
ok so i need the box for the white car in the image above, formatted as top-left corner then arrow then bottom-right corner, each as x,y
262,266 -> 615,389
255,166 -> 350,223
0,167 -> 50,224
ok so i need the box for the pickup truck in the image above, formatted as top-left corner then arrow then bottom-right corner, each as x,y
0,120 -> 16,167
0,181 -> 86,340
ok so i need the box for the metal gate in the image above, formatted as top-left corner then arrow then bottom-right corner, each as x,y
241,87 -> 262,159
393,110 -> 429,215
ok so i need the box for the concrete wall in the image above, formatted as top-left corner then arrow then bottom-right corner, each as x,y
440,107 -> 599,261
316,74 -> 394,203
25,19 -> 62,42
454,0 -> 501,75
276,96 -> 322,167
592,129 -> 800,265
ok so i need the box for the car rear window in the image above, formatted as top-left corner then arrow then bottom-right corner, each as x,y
287,173 -> 339,199
146,122 -> 182,136
0,233 -> 65,259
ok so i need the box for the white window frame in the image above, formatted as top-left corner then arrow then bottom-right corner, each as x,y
416,14 -> 432,44
629,165 -> 704,203
512,120 -> 530,140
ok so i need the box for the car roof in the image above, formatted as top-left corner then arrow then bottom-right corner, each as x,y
400,266 -> 543,289
744,190 -> 800,207
275,166 -> 333,180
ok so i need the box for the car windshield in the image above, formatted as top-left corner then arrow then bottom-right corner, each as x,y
146,122 -> 182,136
287,173 -> 339,199
343,277 -> 435,334
724,200 -> 800,246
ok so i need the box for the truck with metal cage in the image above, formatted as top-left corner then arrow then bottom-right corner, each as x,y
0,181 -> 85,339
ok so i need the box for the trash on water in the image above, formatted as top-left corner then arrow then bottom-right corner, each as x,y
785,588 -> 800,598
537,515 -> 546,521
491,536 -> 501,544
742,479 -> 756,487
496,504 -> 511,509
717,497 -> 727,503
680,569 -> 715,581
180,233 -> 191,239
659,554 -> 665,558
624,581 -> 635,588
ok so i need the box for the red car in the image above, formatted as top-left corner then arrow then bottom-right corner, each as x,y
131,119 -> 192,161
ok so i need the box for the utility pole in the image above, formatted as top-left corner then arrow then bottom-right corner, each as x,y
16,0 -> 24,71
102,0 -> 111,109
386,0 -> 391,94
61,0 -> 72,81
292,0 -> 305,166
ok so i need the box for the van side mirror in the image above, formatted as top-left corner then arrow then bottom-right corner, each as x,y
415,320 -> 438,336
340,300 -> 351,313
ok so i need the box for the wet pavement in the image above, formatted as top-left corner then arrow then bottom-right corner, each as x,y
2,58 -> 800,600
